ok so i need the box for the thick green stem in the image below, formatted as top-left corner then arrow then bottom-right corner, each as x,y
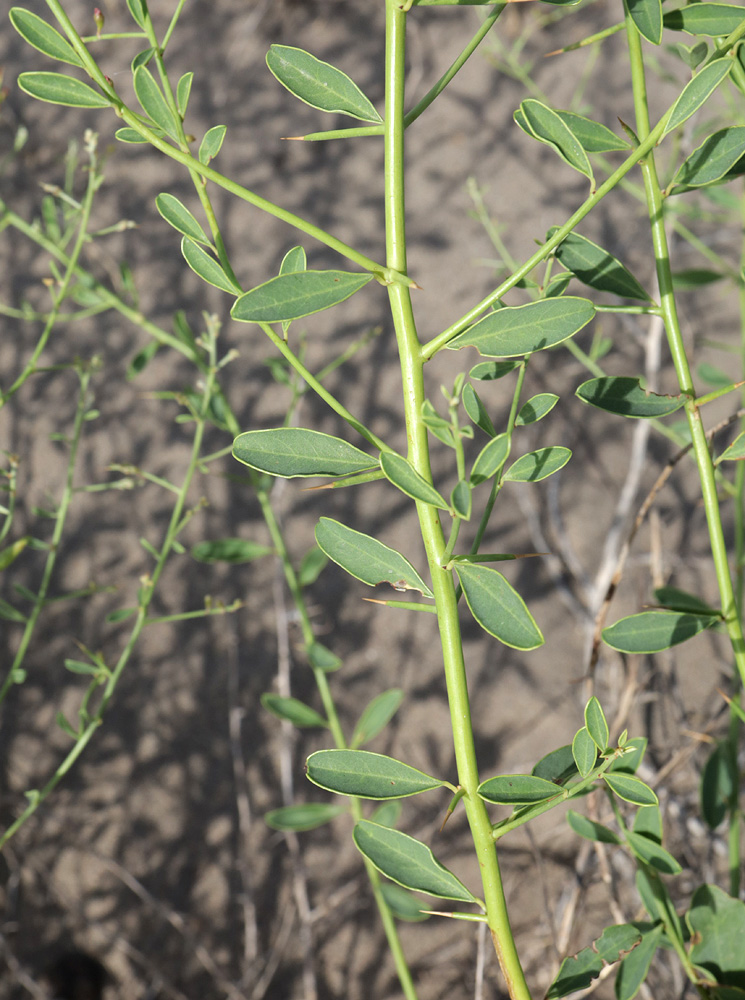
383,4 -> 530,997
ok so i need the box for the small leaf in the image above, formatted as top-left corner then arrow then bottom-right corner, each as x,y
18,72 -> 109,108
670,127 -> 745,192
0,537 -> 28,571
199,124 -> 227,165
687,884 -> 745,988
106,607 -> 137,623
266,45 -> 382,123
515,393 -> 559,426
462,383 -> 495,436
517,99 -> 593,182
191,538 -> 273,563
133,65 -> 180,139
615,924 -> 663,1000
315,517 -> 433,597
380,883 -> 429,922
307,750 -> 446,799
585,696 -> 609,750
626,0 -> 662,44
175,71 -> 193,118
549,229 -> 651,301
380,453 -> 449,510
10,9 -> 82,66
653,585 -> 719,615
280,246 -> 307,275
625,831 -> 682,874
351,689 -> 404,748
470,433 -> 510,485
232,270 -> 372,324
547,924 -> 641,999
532,745 -> 578,785
115,127 -> 151,144
603,773 -> 658,806
181,237 -> 241,294
701,743 -> 736,829
716,431 -> 745,464
265,803 -> 347,831
699,362 -> 733,389
298,547 -> 328,587
675,40 -> 710,70
610,737 -> 647,775
554,111 -> 628,152
126,0 -> 148,29
673,268 -> 726,288
576,377 -> 685,419
353,820 -> 477,902
503,447 -> 571,483
572,727 -> 597,777
156,193 -> 210,245
454,562 -> 543,650
0,599 -> 26,623
602,610 -> 716,653
233,428 -> 374,479
567,810 -> 621,844
63,659 -> 100,676
448,298 -> 594,358
477,773 -> 561,805
372,801 -> 401,827
308,641 -> 342,672
664,59 -> 733,138
469,361 -> 521,381
450,480 -> 472,520
261,693 -> 328,728
663,4 -> 745,36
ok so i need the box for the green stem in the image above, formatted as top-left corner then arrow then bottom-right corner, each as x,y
383,4 -> 530,996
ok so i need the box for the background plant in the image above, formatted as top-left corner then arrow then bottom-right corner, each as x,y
2,0 -> 745,997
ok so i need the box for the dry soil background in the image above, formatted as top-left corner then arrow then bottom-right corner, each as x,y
0,1 -> 742,998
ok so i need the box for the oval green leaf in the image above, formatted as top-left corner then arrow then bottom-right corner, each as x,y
176,71 -> 193,117
516,393 -> 560,426
18,72 -> 109,108
353,820 -> 477,902
266,45 -> 382,123
199,124 -> 227,165
191,538 -> 273,563
307,750 -> 445,799
478,773 -> 561,805
450,480 -> 472,520
615,926 -> 664,1000
664,59 -> 733,138
351,689 -> 404,749
602,610 -> 715,653
548,229 -> 651,301
280,245 -> 308,275
233,428 -> 374,478
555,111 -> 628,152
10,9 -> 82,67
671,127 -> 745,192
532,745 -> 578,785
503,446 -> 571,483
584,696 -> 609,751
625,831 -> 682,874
576,376 -> 684,418
156,193 -> 210,245
462,383 -> 495,436
471,433 -> 510,485
308,641 -> 342,672
572,726 -> 597,777
664,3 -> 745,35
115,128 -> 150,144
603,773 -> 658,806
517,99 -> 593,182
232,270 -> 372,324
265,803 -> 347,832
567,810 -> 621,844
470,361 -> 521,381
454,562 -> 543,650
181,237 -> 241,294
701,743 -> 736,829
380,883 -> 429,922
315,517 -> 433,597
126,0 -> 148,29
133,64 -> 180,139
627,0 -> 662,44
380,452 -> 449,510
448,298 -> 594,358
261,693 -> 328,728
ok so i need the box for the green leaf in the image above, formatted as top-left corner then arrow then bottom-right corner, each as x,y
610,737 -> 647,775
663,59 -> 733,138
469,361 -> 521,381
372,801 -> 401,827
265,803 -> 347,831
181,237 -> 241,294
701,743 -> 737,829
687,885 -> 745,989
716,431 -> 745,464
602,609 -> 716,653
106,607 -> 136,624
670,128 -> 745,192
131,48 -> 155,73
517,100 -> 593,182
462,383 -> 495,436
576,376 -> 685,418
572,727 -> 597,777
18,72 -> 109,108
133,65 -> 180,139
547,924 -> 642,999
477,773 -> 561,805
315,517 -> 433,597
625,831 -> 681,874
261,693 -> 328,728
584,697 -> 609,750
199,124 -> 227,165
115,127 -> 151,144
633,804 -> 662,841
233,428 -> 374,479
448,298 -> 594,358
308,641 -> 342,672
298,547 -> 328,587
503,446 -> 571,483
156,193 -> 210,245
10,9 -> 82,67
567,810 -> 621,844
380,883 -> 429,922
126,0 -> 148,28
603,773 -> 658,806
191,538 -> 272,563
675,40 -> 710,70
515,394 -> 559,426
653,585 -> 719,615
554,111 -> 628,152
616,924 -> 663,1000
549,229 -> 651,301
64,659 -> 100,676
625,0 -> 662,44
380,453 -> 449,510
532,745 -> 578,785
0,537 -> 28,571
351,689 -> 404,749
280,246 -> 307,275
232,270 -> 372,324
307,750 -> 446,799
0,599 -> 27,623
663,3 -> 745,36
699,362 -> 734,389
672,268 -> 726,288
454,562 -> 543,650
471,433 -> 510,485
266,45 -> 382,123
176,71 -> 193,118
353,820 -> 477,902
450,480 -> 472,520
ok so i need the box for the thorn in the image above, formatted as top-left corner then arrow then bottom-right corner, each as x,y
281,135 -> 306,141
